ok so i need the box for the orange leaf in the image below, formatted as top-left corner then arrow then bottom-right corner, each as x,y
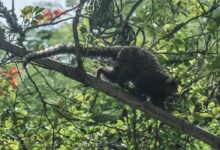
53,9 -> 64,17
10,66 -> 17,73
11,78 -> 17,87
9,66 -> 20,76
43,10 -> 53,21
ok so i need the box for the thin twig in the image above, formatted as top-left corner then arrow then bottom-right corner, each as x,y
72,1 -> 86,74
124,0 -> 143,22
24,17 -> 74,32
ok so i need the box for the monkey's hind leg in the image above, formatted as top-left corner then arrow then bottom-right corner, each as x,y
116,63 -> 137,88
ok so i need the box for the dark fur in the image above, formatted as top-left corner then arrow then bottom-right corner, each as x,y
23,45 -> 177,108
97,48 -> 177,109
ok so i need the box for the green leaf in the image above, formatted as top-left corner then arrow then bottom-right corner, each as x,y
131,16 -> 143,23
199,113 -> 213,118
174,38 -> 185,46
60,145 -> 68,150
34,6 -> 45,15
187,115 -> 194,122
207,20 -> 218,34
10,92 -> 16,101
208,102 -> 215,109
35,14 -> 44,20
207,56 -> 220,71
43,131 -> 51,141
57,99 -> 65,106
34,6 -> 40,11
5,119 -> 13,128
17,109 -> 28,116
212,9 -> 220,19
163,54 -> 170,61
22,6 -> 33,16
189,105 -> 195,113
212,107 -> 220,115
7,141 -> 19,149
164,24 -> 172,30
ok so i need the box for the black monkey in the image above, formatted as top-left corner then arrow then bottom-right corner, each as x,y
96,48 -> 177,109
23,44 -> 177,108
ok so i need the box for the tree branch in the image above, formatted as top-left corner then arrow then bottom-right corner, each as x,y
0,39 -> 220,148
72,1 -> 86,73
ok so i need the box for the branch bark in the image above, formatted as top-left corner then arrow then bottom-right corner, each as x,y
72,1 -> 86,73
0,39 -> 220,148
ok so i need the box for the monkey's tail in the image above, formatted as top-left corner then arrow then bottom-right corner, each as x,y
23,44 -> 120,66
23,44 -> 73,67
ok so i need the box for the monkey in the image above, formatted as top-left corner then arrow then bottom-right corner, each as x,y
97,47 -> 160,86
96,48 -> 178,109
23,45 -> 177,108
